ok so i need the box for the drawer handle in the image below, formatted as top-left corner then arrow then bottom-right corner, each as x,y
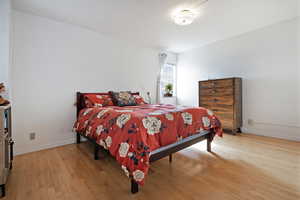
212,109 -> 218,112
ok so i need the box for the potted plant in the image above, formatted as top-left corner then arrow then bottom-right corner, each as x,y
164,83 -> 173,97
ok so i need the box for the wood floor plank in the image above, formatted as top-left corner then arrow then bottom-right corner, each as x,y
3,134 -> 300,200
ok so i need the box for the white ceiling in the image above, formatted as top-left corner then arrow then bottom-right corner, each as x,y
12,0 -> 299,53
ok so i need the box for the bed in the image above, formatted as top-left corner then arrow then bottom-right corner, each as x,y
74,92 -> 223,194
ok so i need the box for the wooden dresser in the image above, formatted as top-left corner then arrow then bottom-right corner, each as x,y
199,78 -> 242,134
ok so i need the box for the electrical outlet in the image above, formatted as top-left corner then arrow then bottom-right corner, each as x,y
29,132 -> 36,140
248,119 -> 254,126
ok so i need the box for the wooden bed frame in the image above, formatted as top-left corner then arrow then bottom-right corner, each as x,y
76,92 -> 215,194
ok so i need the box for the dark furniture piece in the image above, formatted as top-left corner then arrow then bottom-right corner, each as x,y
0,105 -> 14,198
199,77 -> 242,134
76,92 -> 215,194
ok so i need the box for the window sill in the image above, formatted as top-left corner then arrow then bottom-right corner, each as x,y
162,96 -> 176,98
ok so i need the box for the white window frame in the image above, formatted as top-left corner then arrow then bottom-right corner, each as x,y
160,63 -> 177,98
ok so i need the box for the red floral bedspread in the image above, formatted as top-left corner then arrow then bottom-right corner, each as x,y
73,104 -> 222,185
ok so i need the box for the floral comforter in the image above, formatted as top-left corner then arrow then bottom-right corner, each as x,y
73,104 -> 222,185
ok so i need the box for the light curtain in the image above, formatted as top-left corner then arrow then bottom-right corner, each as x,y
156,52 -> 168,104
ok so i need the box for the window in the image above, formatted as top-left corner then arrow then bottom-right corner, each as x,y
160,63 -> 176,97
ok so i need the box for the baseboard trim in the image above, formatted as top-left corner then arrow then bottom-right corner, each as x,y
242,125 -> 300,142
15,137 -> 76,156
251,121 -> 300,129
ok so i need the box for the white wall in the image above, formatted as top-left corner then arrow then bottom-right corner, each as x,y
12,11 -> 160,154
298,10 -> 300,134
177,18 -> 300,141
0,0 -> 11,91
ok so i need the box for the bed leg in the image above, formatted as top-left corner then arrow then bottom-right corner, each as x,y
0,184 -> 5,197
207,132 -> 213,152
76,132 -> 81,144
169,154 -> 173,163
131,179 -> 139,194
207,138 -> 211,152
94,145 -> 99,160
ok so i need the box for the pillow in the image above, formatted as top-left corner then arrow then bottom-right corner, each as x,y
109,91 -> 137,107
133,94 -> 147,105
84,94 -> 114,108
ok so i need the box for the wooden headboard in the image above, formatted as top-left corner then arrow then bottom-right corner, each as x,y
76,92 -> 140,117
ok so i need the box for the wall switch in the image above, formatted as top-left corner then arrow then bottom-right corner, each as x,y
29,132 -> 36,140
248,119 -> 254,126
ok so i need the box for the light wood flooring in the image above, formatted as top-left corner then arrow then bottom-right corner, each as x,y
3,134 -> 300,200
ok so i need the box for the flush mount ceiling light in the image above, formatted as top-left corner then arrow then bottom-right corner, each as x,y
172,0 -> 208,26
173,9 -> 196,26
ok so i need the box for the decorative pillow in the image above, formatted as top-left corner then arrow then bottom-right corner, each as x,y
84,94 -> 114,108
133,94 -> 147,105
109,91 -> 137,107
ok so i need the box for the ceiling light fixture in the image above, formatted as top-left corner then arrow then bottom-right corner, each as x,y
173,9 -> 196,26
172,0 -> 208,26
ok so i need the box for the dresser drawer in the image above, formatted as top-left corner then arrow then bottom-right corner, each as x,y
212,104 -> 233,116
200,87 -> 233,96
221,119 -> 234,129
200,96 -> 234,106
213,111 -> 234,129
213,110 -> 233,119
200,79 -> 233,89
200,104 -> 233,119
